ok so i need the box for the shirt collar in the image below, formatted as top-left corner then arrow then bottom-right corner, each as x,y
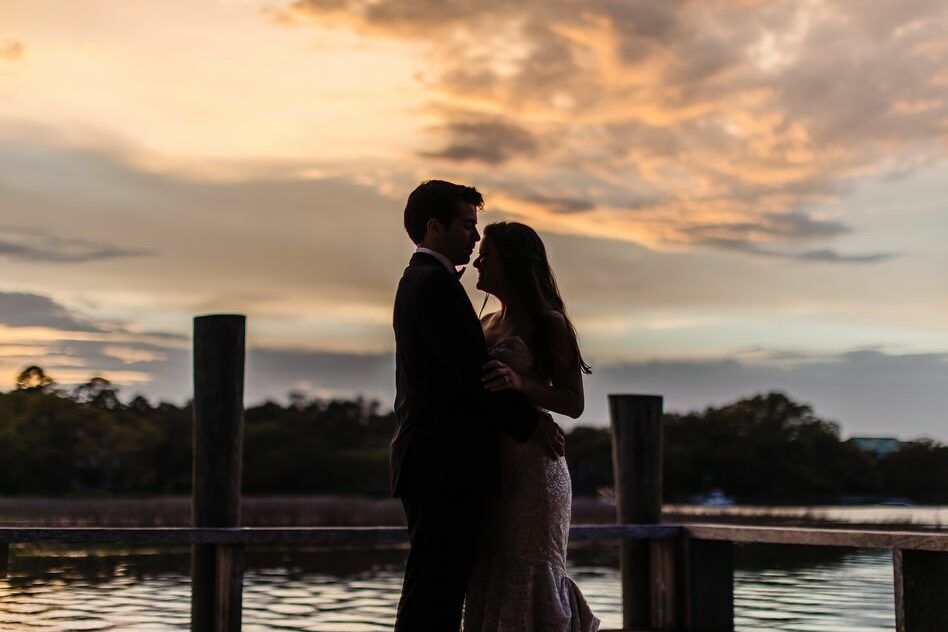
415,247 -> 458,274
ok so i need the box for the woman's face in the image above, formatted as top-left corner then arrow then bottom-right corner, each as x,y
473,238 -> 506,296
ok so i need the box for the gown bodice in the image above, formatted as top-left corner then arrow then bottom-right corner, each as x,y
487,335 -> 536,377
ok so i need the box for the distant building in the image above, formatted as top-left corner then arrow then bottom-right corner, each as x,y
849,436 -> 902,457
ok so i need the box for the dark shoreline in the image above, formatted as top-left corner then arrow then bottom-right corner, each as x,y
1,495 -> 945,531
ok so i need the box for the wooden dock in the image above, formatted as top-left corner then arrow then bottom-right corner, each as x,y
1,314 -> 946,632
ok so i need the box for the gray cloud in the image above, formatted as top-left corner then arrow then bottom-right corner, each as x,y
681,212 -> 894,263
246,347 -> 395,403
585,349 -> 948,440
423,119 -> 540,165
513,192 -> 596,214
0,224 -> 150,263
0,135 -> 410,315
286,0 -> 519,37
689,236 -> 894,265
0,291 -> 105,332
794,249 -> 894,264
686,212 -> 850,242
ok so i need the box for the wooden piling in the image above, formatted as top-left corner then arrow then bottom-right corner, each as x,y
609,394 -> 664,630
683,538 -> 734,631
191,315 -> 246,632
215,543 -> 245,632
895,548 -> 948,632
0,542 -> 8,578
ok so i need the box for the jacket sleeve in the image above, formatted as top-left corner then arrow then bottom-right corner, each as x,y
413,272 -> 540,442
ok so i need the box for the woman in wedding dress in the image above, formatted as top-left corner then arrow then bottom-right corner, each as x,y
464,221 -> 600,632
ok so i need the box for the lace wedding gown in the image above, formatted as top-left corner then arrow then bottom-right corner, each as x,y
463,336 -> 600,632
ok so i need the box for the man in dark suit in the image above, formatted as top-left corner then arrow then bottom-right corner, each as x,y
392,180 -> 565,631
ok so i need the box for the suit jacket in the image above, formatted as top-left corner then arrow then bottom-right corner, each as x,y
391,252 -> 541,498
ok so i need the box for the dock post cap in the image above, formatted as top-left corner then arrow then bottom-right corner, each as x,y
193,313 -> 246,322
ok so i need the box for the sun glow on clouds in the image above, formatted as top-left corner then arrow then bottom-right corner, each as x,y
102,346 -> 167,364
4,0 -> 947,255
0,352 -> 151,391
0,345 -> 48,358
0,325 -> 102,344
283,0 -> 948,259
0,0 -> 428,171
30,368 -> 153,385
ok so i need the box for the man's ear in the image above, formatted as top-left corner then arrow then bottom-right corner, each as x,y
426,217 -> 443,235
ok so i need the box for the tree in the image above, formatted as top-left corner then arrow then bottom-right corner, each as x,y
15,365 -> 53,391
0,383 -> 943,501
881,440 -> 948,502
73,377 -> 121,410
128,394 -> 153,413
287,390 -> 307,410
565,426 -> 613,495
662,392 -> 880,503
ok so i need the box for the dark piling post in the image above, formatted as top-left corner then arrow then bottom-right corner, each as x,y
895,549 -> 948,631
681,538 -> 734,630
610,394 -> 734,631
609,394 -> 664,630
191,315 -> 246,632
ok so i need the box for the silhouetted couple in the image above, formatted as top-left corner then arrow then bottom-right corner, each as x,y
391,180 -> 600,631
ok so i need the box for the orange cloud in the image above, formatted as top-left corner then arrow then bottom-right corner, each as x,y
283,0 -> 947,262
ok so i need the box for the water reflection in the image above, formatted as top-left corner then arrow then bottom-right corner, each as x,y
0,543 -> 894,631
734,546 -> 893,631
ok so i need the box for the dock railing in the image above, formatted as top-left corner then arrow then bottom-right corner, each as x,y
1,314 -> 946,632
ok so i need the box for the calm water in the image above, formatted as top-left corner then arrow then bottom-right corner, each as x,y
0,542 -> 896,631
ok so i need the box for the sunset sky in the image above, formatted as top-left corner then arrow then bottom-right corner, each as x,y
1,0 -> 946,438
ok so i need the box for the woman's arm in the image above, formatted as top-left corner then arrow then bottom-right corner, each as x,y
482,312 -> 585,418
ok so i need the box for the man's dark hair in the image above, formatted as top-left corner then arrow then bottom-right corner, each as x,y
403,180 -> 484,244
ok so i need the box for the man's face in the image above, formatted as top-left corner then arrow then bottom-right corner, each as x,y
438,203 -> 480,265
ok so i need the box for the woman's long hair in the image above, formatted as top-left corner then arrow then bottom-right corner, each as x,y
481,221 -> 591,377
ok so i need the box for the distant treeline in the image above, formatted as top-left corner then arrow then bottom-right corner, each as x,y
2,366 -> 946,503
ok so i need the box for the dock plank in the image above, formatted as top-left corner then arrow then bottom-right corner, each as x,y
685,524 -> 948,552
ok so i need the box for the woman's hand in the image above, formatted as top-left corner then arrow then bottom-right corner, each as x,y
481,359 -> 524,392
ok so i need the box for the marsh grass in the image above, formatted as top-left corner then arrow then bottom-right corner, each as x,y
1,495 -> 944,530
0,495 -> 402,527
